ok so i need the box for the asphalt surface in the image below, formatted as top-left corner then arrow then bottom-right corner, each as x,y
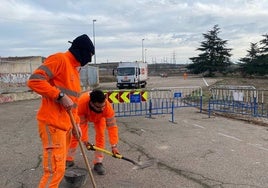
1,76 -> 268,188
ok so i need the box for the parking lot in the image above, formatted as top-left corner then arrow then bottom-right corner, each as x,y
1,76 -> 268,188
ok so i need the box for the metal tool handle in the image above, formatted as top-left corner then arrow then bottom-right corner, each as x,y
88,144 -> 138,165
68,110 -> 97,188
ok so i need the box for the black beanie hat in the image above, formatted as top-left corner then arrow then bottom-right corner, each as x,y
69,34 -> 95,66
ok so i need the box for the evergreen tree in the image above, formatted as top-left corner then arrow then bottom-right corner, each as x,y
239,34 -> 268,76
259,34 -> 268,55
239,42 -> 260,75
258,34 -> 268,76
187,25 -> 232,76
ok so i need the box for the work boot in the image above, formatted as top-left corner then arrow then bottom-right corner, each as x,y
93,163 -> 105,175
66,160 -> 75,168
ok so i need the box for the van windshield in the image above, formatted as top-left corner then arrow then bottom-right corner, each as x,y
117,67 -> 135,76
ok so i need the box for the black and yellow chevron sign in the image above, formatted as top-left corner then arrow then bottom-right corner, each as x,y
104,90 -> 148,104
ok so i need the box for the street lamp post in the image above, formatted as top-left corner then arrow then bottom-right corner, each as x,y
92,19 -> 97,64
142,39 -> 145,63
144,49 -> 147,63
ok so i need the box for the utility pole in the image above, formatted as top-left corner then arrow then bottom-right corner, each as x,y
92,19 -> 97,64
142,39 -> 145,63
145,49 -> 147,63
172,51 -> 176,64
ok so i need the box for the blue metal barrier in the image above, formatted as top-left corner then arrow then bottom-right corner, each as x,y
105,87 -> 203,123
208,87 -> 268,119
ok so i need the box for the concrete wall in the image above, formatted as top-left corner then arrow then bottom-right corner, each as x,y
0,56 -> 43,74
0,56 -> 43,91
0,91 -> 40,104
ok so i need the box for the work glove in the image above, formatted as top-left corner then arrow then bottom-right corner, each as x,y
111,144 -> 120,157
84,142 -> 95,151
72,124 -> 82,140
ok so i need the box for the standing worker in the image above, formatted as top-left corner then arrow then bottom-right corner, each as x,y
27,34 -> 95,188
66,89 -> 120,175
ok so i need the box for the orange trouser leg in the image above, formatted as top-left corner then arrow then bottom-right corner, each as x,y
93,118 -> 106,164
38,121 -> 71,188
66,123 -> 88,161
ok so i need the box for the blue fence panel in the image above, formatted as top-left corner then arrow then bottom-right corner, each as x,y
105,87 -> 203,123
208,87 -> 268,119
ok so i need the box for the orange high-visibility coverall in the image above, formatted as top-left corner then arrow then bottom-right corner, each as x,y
67,92 -> 119,164
27,51 -> 81,188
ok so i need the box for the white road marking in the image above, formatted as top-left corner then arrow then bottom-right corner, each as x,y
193,123 -> 205,129
202,77 -> 209,86
183,120 -> 205,129
247,143 -> 268,152
157,145 -> 170,150
218,133 -> 242,142
182,120 -> 189,126
184,120 -> 268,153
184,120 -> 268,154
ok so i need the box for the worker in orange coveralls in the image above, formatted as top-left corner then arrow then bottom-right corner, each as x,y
66,89 -> 120,175
27,34 -> 95,188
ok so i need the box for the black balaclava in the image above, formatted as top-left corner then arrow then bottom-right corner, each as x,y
69,34 -> 95,66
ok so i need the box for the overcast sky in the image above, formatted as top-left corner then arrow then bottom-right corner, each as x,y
0,0 -> 267,64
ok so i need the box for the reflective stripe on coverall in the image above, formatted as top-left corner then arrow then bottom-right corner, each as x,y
27,51 -> 81,188
67,92 -> 119,164
38,122 -> 72,188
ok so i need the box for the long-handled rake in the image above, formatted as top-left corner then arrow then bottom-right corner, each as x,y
86,143 -> 155,170
68,110 -> 97,188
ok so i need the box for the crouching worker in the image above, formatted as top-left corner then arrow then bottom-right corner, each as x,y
66,89 -> 120,175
